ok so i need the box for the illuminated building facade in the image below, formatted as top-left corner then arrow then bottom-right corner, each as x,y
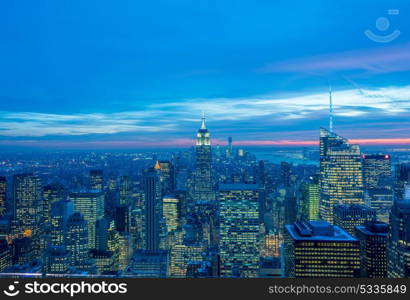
44,245 -> 70,274
90,249 -> 115,274
363,154 -> 391,190
65,212 -> 90,271
319,128 -> 364,223
117,233 -> 131,270
159,161 -> 175,195
334,204 -> 376,237
0,177 -> 6,216
261,229 -> 280,258
162,195 -> 179,234
90,169 -> 103,191
284,221 -> 360,278
300,175 -> 320,221
43,184 -> 64,226
367,188 -> 393,224
50,199 -> 73,246
119,175 -> 132,206
387,190 -> 410,278
69,191 -> 104,249
219,183 -> 260,277
191,115 -> 214,202
356,221 -> 389,278
170,242 -> 204,277
13,174 -> 42,236
0,239 -> 11,272
108,226 -> 131,271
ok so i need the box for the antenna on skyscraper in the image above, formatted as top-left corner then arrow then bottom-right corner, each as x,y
329,85 -> 333,133
200,111 -> 206,129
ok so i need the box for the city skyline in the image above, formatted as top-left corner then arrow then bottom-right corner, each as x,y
0,107 -> 409,278
0,1 -> 410,149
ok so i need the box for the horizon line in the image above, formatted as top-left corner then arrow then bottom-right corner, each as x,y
1,137 -> 410,149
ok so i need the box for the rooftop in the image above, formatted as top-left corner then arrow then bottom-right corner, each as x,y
285,220 -> 357,242
356,221 -> 389,236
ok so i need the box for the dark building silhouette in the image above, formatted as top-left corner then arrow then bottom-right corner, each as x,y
143,165 -> 162,251
387,192 -> 410,277
90,170 -> 103,191
0,177 -> 6,216
356,221 -> 389,278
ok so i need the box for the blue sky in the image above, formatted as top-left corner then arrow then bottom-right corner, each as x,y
0,0 -> 409,148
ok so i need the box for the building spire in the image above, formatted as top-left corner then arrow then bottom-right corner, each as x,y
329,85 -> 333,133
154,160 -> 161,170
200,111 -> 206,129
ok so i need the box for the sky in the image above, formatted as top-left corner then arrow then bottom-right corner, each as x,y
0,0 -> 409,149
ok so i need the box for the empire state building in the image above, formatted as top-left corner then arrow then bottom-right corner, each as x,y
191,114 -> 215,202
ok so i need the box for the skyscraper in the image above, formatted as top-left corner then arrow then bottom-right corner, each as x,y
300,175 -> 320,221
90,249 -> 115,274
284,221 -> 360,278
363,154 -> 391,190
367,188 -> 393,223
69,191 -> 104,249
12,236 -> 35,265
192,114 -> 214,202
170,242 -> 204,277
162,195 -> 179,234
143,165 -> 162,251
44,245 -> 70,274
43,184 -> 65,226
394,164 -> 410,202
280,162 -> 292,187
158,161 -> 175,195
50,199 -> 73,246
387,188 -> 410,278
219,183 -> 260,278
65,212 -> 90,271
119,175 -> 132,206
333,204 -> 376,237
319,128 -> 364,223
284,192 -> 297,225
0,239 -> 11,272
363,154 -> 393,224
356,221 -> 389,278
13,174 -> 42,236
108,228 -> 131,271
0,177 -> 6,217
90,170 -> 103,191
114,205 -> 131,233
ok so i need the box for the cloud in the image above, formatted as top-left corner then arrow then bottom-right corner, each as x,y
154,85 -> 410,120
0,85 -> 409,144
259,43 -> 410,74
0,111 -> 172,136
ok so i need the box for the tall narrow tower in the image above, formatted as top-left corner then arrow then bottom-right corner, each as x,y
143,165 -> 162,251
329,86 -> 333,133
319,128 -> 364,223
192,114 -> 214,202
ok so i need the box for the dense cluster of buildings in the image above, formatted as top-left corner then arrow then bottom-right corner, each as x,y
0,112 -> 409,278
